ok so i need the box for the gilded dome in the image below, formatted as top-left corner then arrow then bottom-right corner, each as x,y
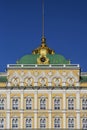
32,37 -> 55,55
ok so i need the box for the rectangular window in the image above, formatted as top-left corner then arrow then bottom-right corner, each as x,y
54,98 -> 60,110
0,99 -> 4,110
68,98 -> 74,110
12,98 -> 18,110
40,118 -> 46,128
82,98 -> 87,110
82,118 -> 87,129
0,118 -> 4,129
40,98 -> 46,110
26,98 -> 32,110
26,118 -> 32,128
54,118 -> 60,128
12,118 -> 18,129
68,118 -> 74,129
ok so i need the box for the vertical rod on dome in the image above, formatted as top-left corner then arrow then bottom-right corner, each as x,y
42,0 -> 45,38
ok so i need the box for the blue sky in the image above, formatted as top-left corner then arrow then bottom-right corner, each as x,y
0,0 -> 87,72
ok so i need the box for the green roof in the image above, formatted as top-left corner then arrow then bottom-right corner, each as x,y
80,76 -> 87,83
17,54 -> 69,64
0,76 -> 7,82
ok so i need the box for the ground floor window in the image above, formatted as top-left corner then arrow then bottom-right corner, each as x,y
68,117 -> 74,129
12,118 -> 18,129
0,118 -> 4,129
26,118 -> 32,128
40,117 -> 46,128
82,118 -> 87,129
54,117 -> 60,128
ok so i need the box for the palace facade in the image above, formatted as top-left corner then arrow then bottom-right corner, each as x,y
0,37 -> 87,129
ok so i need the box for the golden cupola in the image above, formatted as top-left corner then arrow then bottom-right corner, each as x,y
32,37 -> 55,64
32,37 -> 55,55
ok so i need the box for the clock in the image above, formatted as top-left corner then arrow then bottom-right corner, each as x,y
40,57 -> 46,62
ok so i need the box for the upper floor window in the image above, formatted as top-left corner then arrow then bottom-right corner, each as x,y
68,117 -> 74,129
40,118 -> 46,128
0,118 -> 4,129
82,98 -> 87,110
54,117 -> 60,128
54,98 -> 60,110
26,97 -> 32,110
12,118 -> 18,129
26,118 -> 32,128
12,98 -> 18,110
40,97 -> 46,110
82,118 -> 87,129
68,98 -> 74,110
0,99 -> 4,110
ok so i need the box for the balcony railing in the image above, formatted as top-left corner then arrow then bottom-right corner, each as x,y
7,64 -> 80,69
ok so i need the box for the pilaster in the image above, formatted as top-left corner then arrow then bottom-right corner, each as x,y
6,90 -> 10,129
34,113 -> 37,128
76,90 -> 80,129
63,113 -> 66,129
77,112 -> 80,129
48,91 -> 52,128
34,91 -> 37,128
20,112 -> 23,128
20,90 -> 24,128
21,90 -> 24,110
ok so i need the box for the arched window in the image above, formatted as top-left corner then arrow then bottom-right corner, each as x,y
82,98 -> 87,110
82,118 -> 87,129
54,117 -> 60,128
68,98 -> 74,110
26,118 -> 32,128
26,97 -> 32,110
68,118 -> 74,129
54,97 -> 60,110
0,118 -> 4,128
40,97 -> 46,110
40,118 -> 46,128
0,98 -> 4,110
12,98 -> 18,110
12,118 -> 18,128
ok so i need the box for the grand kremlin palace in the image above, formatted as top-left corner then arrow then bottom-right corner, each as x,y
0,37 -> 87,129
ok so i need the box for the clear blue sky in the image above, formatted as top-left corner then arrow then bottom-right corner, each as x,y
0,0 -> 87,72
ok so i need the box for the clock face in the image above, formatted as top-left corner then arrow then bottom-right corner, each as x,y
40,57 -> 46,62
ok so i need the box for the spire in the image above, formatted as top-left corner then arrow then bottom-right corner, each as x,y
41,0 -> 47,47
32,0 -> 55,55
42,0 -> 45,38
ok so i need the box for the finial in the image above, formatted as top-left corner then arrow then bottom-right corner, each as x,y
41,37 -> 46,44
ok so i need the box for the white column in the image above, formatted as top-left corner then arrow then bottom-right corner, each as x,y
77,112 -> 80,129
34,91 -> 37,110
34,91 -> 37,128
63,90 -> 66,128
6,112 -> 10,129
63,113 -> 66,128
6,91 -> 10,129
76,90 -> 80,110
63,90 -> 66,110
49,112 -> 51,128
76,90 -> 80,128
21,90 -> 24,110
20,91 -> 24,128
20,113 -> 23,128
49,91 -> 52,128
49,91 -> 52,110
34,113 -> 37,128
